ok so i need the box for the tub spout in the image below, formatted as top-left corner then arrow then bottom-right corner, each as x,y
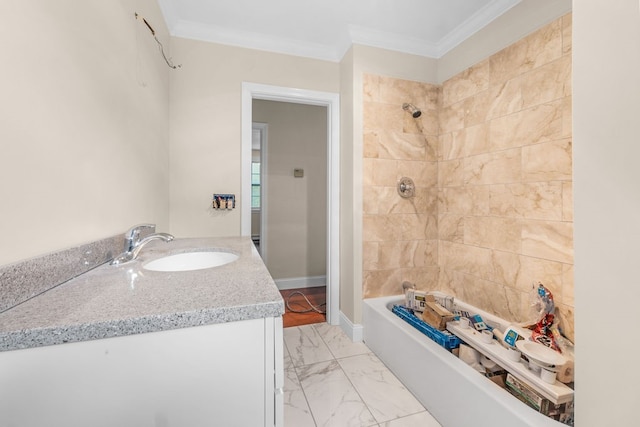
402,281 -> 416,292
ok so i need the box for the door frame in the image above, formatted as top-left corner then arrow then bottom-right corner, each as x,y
251,122 -> 269,262
241,82 -> 340,326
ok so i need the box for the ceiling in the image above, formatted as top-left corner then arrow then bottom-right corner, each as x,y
157,0 -> 522,62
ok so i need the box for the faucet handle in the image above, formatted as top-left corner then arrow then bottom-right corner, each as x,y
124,223 -> 156,251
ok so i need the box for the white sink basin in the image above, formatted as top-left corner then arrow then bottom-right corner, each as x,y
143,251 -> 239,272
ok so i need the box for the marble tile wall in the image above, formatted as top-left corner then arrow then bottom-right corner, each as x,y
363,14 -> 574,342
362,75 -> 440,298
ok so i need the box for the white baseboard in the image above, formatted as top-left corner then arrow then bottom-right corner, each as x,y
339,311 -> 363,343
275,276 -> 326,290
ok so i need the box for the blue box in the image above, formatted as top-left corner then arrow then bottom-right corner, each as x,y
392,305 -> 461,351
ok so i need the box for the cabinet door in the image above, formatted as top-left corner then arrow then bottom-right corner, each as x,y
0,319 -> 267,427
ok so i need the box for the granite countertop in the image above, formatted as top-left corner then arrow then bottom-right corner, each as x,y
0,237 -> 284,352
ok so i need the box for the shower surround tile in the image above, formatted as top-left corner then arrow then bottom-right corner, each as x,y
378,75 -> 440,108
489,19 -> 563,84
362,13 -> 574,342
361,72 -> 441,297
522,138 -> 573,181
441,59 -> 489,107
363,269 -> 404,299
521,220 -> 574,264
489,100 -> 564,150
464,149 -> 522,185
562,14 -> 572,54
488,182 -> 564,221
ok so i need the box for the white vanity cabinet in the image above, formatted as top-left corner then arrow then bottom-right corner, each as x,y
0,316 -> 283,427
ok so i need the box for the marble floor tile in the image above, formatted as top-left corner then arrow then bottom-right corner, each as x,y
380,411 -> 442,427
297,360 -> 377,427
338,353 -> 425,423
284,368 -> 316,427
283,341 -> 294,371
312,323 -> 371,359
283,325 -> 441,427
284,324 -> 335,367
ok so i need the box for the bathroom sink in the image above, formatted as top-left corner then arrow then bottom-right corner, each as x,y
143,251 -> 239,272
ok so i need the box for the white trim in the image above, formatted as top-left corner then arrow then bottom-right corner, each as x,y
436,0 -> 522,57
274,276 -> 326,291
269,316 -> 284,427
160,0 -> 522,61
241,82 -> 340,326
340,311 -> 363,343
252,122 -> 268,263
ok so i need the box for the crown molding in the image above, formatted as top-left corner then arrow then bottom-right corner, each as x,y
164,0 -> 522,62
436,0 -> 522,57
170,19 -> 343,62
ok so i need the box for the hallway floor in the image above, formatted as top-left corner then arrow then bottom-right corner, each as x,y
283,323 -> 442,427
281,287 -> 326,328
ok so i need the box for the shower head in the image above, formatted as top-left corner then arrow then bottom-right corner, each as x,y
402,103 -> 422,118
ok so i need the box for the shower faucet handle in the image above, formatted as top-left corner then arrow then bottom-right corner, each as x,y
397,177 -> 415,198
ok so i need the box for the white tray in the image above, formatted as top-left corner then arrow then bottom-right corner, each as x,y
447,321 -> 573,405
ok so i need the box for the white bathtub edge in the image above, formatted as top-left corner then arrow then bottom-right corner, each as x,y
362,295 -> 565,427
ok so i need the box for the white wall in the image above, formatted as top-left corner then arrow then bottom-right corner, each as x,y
252,100 -> 327,280
169,39 -> 339,238
573,0 -> 640,424
0,0 -> 170,266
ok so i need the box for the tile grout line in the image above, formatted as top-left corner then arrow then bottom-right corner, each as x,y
290,364 -> 319,427
287,325 -> 441,426
288,325 -> 319,427
312,323 -> 381,426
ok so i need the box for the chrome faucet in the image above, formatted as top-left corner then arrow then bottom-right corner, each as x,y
111,224 -> 174,265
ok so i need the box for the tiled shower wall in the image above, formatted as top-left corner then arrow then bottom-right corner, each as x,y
362,76 -> 440,299
363,14 -> 574,342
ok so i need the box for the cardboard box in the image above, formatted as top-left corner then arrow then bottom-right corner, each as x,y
486,370 -> 507,389
421,295 -> 455,330
505,373 -> 574,425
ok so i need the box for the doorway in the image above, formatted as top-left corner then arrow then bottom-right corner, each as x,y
252,100 -> 328,327
241,83 -> 340,326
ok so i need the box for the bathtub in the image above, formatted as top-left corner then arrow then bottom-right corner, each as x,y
363,295 -> 566,427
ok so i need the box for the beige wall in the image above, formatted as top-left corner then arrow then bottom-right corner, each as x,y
252,100 -> 327,280
0,0 -> 170,266
169,39 -> 339,238
339,47 -> 358,322
574,0 -> 640,424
